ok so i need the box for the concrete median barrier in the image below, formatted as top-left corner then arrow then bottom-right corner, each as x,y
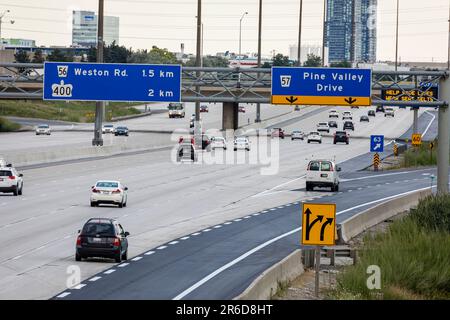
234,250 -> 304,300
338,188 -> 432,244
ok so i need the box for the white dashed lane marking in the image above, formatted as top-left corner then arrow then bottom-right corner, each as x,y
192,232 -> 201,236
118,263 -> 129,268
213,225 -> 222,229
57,292 -> 71,298
157,246 -> 167,250
144,251 -> 155,255
131,257 -> 143,261
252,213 -> 260,216
180,236 -> 190,240
169,241 -> 179,245
243,216 -> 251,219
202,229 -> 211,232
233,219 -> 242,222
104,269 -> 115,274
223,222 -> 232,225
89,277 -> 101,282
72,284 -> 86,290
261,210 -> 269,213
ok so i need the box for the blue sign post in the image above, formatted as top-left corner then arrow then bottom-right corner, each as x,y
370,135 -> 384,153
44,62 -> 181,102
271,67 -> 372,106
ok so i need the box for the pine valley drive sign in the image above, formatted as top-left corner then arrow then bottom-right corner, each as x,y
271,67 -> 372,106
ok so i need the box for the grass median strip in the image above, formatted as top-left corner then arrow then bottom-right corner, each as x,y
328,194 -> 450,300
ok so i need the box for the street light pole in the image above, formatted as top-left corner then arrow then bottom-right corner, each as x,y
0,10 -> 14,42
239,12 -> 248,63
447,0 -> 450,70
194,0 -> 202,147
92,0 -> 104,146
322,0 -> 326,66
297,0 -> 303,67
256,1 -> 262,123
395,0 -> 399,72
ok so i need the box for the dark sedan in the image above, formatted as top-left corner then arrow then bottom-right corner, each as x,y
114,126 -> 129,136
76,218 -> 129,263
333,131 -> 349,144
328,120 -> 338,128
343,121 -> 354,131
368,110 -> 376,117
360,115 -> 369,122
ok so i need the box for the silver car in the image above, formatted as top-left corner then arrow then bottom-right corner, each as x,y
35,124 -> 51,135
291,130 -> 304,140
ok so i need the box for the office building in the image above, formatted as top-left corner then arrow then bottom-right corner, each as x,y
324,0 -> 377,64
72,10 -> 119,47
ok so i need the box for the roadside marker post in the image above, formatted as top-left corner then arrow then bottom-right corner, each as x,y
373,153 -> 380,171
393,144 -> 398,156
301,203 -> 336,297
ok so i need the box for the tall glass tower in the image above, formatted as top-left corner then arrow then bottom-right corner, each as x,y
325,0 -> 377,64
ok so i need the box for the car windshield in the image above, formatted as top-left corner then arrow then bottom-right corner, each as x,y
169,104 -> 183,110
117,127 -> 127,130
236,138 -> 247,142
82,223 -> 115,236
38,125 -> 49,128
214,137 -> 224,141
310,132 -> 319,135
308,161 -> 320,171
104,124 -> 113,128
96,182 -> 119,188
0,170 -> 12,176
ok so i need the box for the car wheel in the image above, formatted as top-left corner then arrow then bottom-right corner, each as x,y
333,141 -> 336,144
234,148 -> 237,151
307,140 -> 310,143
246,148 -> 250,151
305,183 -> 310,191
118,201 -> 124,208
13,186 -> 18,196
121,250 -> 128,261
75,252 -> 82,262
18,185 -> 23,195
335,184 -> 339,192
319,141 -> 322,144
90,201 -> 96,207
115,252 -> 122,263
123,201 -> 127,207
346,141 -> 349,145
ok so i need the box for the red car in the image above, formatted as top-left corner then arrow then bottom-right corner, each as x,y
238,106 -> 246,113
271,128 -> 285,139
200,105 -> 209,113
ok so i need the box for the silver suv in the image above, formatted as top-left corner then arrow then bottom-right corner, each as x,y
0,167 -> 23,196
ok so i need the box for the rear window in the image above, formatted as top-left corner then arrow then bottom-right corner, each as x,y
96,182 -> 119,188
0,170 -> 12,176
318,123 -> 327,126
321,162 -> 332,171
82,223 -> 115,236
308,161 -> 321,171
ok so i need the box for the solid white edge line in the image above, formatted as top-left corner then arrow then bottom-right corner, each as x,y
172,186 -> 431,300
422,110 -> 436,138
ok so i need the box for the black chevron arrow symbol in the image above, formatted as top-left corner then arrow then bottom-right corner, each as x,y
320,218 -> 334,241
305,209 -> 324,240
345,97 -> 357,105
286,96 -> 298,104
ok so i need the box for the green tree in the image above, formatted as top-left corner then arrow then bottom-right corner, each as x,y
272,53 -> 292,66
184,55 -> 229,67
14,50 -> 30,63
14,50 -> 31,74
31,49 -> 45,63
330,60 -> 352,68
47,49 -> 73,62
87,42 -> 131,63
147,46 -> 178,64
303,53 -> 322,67
128,49 -> 150,63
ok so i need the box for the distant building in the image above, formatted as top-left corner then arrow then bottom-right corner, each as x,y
0,38 -> 36,48
72,10 -> 119,47
288,45 -> 322,64
324,0 -> 377,64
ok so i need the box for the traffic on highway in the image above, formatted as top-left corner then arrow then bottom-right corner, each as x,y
0,0 -> 449,316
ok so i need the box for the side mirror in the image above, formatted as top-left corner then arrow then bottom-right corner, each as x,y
19,174 -> 23,177
78,230 -> 81,234
124,187 -> 128,191
337,167 -> 342,172
124,231 -> 130,237
6,163 -> 12,167
91,186 -> 94,189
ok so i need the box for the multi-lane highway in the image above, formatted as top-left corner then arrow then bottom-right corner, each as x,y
0,103 -> 437,299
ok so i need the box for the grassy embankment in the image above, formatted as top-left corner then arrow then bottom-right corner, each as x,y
0,116 -> 21,132
0,100 -> 141,124
328,194 -> 450,300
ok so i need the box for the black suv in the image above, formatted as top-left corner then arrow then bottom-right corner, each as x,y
328,120 -> 338,128
368,110 -> 376,117
343,121 -> 354,131
76,218 -> 129,263
333,131 -> 349,144
114,126 -> 129,136
376,106 -> 385,113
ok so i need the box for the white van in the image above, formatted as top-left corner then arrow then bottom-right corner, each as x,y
306,159 -> 341,192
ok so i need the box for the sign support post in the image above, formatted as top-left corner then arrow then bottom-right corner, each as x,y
315,245 -> 320,297
93,0 -> 104,147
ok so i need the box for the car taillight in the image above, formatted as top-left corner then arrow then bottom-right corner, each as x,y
113,237 -> 120,246
8,176 -> 15,180
179,137 -> 183,143
76,236 -> 81,246
191,138 -> 195,144
92,188 -> 100,193
112,189 -> 121,194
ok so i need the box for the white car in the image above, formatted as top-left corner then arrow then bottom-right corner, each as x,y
317,122 -> 330,133
328,110 -> 339,118
307,131 -> 322,144
291,130 -> 304,140
211,137 -> 227,150
102,124 -> 114,134
385,108 -> 395,117
90,180 -> 128,208
35,124 -> 51,135
234,137 -> 250,151
0,166 -> 23,196
342,112 -> 353,120
306,159 -> 341,192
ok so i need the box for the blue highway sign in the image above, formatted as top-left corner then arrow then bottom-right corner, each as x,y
271,67 -> 372,106
44,62 -> 181,102
370,135 -> 384,153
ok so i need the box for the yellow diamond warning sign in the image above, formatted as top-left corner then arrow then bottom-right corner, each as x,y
301,203 -> 336,246
412,133 -> 422,146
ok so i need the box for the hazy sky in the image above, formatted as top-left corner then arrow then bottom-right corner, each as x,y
0,0 -> 448,62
